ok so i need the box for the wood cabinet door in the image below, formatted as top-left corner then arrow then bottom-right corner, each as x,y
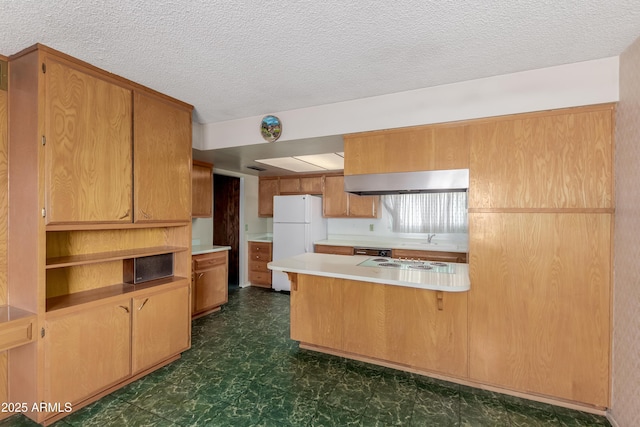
386,286 -> 468,377
342,280 -> 386,360
133,92 -> 191,222
344,124 -> 468,175
193,252 -> 228,314
44,57 -> 133,224
291,274 -> 343,349
192,162 -> 213,218
468,213 -> 611,406
314,244 -> 354,255
468,107 -> 613,209
258,178 -> 279,217
132,284 -> 190,374
322,175 -> 348,217
45,299 -> 131,406
300,176 -> 323,194
278,177 -> 301,194
347,193 -> 379,218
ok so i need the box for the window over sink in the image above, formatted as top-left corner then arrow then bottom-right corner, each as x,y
382,192 -> 468,233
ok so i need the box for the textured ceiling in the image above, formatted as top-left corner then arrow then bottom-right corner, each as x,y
2,1 -> 640,125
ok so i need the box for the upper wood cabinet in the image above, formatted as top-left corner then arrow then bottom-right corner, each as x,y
280,176 -> 324,195
192,160 -> 213,218
44,56 -> 133,224
468,106 -> 614,210
258,177 -> 279,217
323,175 -> 379,218
344,124 -> 468,175
278,177 -> 301,194
133,92 -> 192,223
300,176 -> 323,194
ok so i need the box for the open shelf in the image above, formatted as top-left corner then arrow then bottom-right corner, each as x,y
46,246 -> 188,269
45,276 -> 189,313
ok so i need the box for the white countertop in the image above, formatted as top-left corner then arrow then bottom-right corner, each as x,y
268,253 -> 470,292
247,234 -> 273,243
314,236 -> 468,253
192,245 -> 232,255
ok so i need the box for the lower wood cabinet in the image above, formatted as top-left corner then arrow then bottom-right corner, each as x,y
314,244 -> 354,255
391,248 -> 468,263
192,251 -> 229,317
291,275 -> 343,349
468,212 -> 611,407
45,298 -> 132,407
290,274 -> 467,378
248,242 -> 272,288
44,282 -> 190,409
132,285 -> 190,374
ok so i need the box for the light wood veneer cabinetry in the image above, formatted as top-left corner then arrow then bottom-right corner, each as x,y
290,274 -> 467,378
314,244 -> 354,255
6,44 -> 193,424
133,92 -> 192,223
258,175 -> 324,217
258,178 -> 279,217
248,242 -> 272,288
391,249 -> 467,263
322,175 -> 379,218
44,56 -> 133,224
192,160 -> 213,218
343,124 -> 469,175
191,251 -> 228,318
467,104 -> 614,408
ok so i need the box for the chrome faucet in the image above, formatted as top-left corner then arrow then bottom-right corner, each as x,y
427,233 -> 436,243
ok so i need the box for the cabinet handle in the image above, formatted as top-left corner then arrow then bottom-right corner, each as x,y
436,291 -> 444,311
118,209 -> 130,219
119,305 -> 130,313
138,298 -> 149,311
197,273 -> 204,280
140,209 -> 151,219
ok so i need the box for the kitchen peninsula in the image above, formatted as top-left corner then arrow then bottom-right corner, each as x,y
268,253 -> 470,379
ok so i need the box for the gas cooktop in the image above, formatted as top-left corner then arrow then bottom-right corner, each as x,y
358,258 -> 456,274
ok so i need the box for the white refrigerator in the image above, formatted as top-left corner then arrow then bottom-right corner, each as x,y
272,195 -> 327,291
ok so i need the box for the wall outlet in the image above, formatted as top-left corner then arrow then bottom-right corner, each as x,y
369,224 -> 374,232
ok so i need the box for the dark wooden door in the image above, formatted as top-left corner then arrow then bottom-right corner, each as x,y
213,174 -> 240,286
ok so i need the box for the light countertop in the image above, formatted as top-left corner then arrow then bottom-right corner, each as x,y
247,233 -> 273,243
314,236 -> 468,253
268,253 -> 469,292
192,245 -> 232,255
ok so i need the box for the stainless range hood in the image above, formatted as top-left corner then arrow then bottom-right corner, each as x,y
344,169 -> 469,195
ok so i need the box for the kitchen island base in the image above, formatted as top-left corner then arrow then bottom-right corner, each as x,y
288,271 -> 608,415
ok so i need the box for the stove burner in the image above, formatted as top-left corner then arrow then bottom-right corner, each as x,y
372,258 -> 390,262
409,264 -> 433,270
398,259 -> 421,264
377,262 -> 401,268
430,262 -> 448,267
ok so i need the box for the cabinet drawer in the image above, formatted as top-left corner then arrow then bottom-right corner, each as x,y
250,251 -> 272,262
193,252 -> 227,271
249,242 -> 272,254
249,260 -> 270,273
315,244 -> 354,255
0,316 -> 35,352
249,271 -> 272,286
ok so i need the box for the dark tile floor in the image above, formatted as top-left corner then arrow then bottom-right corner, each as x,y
2,287 -> 611,426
